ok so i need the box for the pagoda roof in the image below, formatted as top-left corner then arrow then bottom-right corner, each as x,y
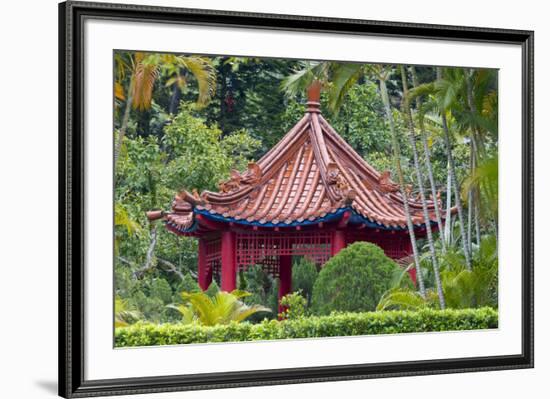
149,83 -> 447,234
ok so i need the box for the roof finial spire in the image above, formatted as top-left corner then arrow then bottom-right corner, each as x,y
306,79 -> 322,113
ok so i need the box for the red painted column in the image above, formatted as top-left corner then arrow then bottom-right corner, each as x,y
278,255 -> 292,314
197,238 -> 212,290
408,266 -> 417,285
220,231 -> 237,292
331,230 -> 346,256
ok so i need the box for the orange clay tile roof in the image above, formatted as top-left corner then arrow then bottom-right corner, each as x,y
151,84 -> 446,233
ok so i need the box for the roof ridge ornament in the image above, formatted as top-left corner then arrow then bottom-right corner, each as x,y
219,161 -> 263,193
378,170 -> 400,193
306,80 -> 322,113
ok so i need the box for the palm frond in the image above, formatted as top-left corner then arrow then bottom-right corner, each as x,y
114,52 -> 132,82
326,63 -> 363,113
407,82 -> 435,103
376,288 -> 430,311
114,81 -> 125,101
461,156 -> 498,205
434,78 -> 459,111
178,290 -> 270,326
231,304 -> 272,323
280,62 -> 317,97
115,297 -> 141,327
178,56 -> 217,107
132,53 -> 159,110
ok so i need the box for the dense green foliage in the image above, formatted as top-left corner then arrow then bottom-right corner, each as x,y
311,243 -> 402,315
378,235 -> 498,311
114,50 -> 498,336
291,257 -> 318,305
114,103 -> 260,323
237,265 -> 279,321
115,307 -> 497,347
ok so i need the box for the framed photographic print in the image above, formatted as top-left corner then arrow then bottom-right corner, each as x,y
59,1 -> 534,397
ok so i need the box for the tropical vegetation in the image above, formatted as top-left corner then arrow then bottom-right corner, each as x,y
114,51 -> 498,345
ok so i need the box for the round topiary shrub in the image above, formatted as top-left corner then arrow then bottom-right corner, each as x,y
311,241 -> 402,315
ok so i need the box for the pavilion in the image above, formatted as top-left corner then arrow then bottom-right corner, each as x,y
147,81 -> 445,307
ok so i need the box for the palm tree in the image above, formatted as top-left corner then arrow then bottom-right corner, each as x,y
170,290 -> 271,326
409,67 -> 446,251
408,68 -> 473,268
400,65 -> 445,309
436,67 -> 472,269
114,52 -> 217,164
463,69 -> 498,238
373,65 -> 427,298
435,68 -> 498,249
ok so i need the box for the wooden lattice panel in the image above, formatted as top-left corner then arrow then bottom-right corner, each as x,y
236,231 -> 332,276
205,237 -> 221,280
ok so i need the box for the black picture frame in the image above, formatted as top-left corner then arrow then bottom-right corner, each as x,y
59,1 -> 534,397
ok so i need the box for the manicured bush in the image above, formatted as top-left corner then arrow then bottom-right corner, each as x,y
115,307 -> 498,347
311,242 -> 401,315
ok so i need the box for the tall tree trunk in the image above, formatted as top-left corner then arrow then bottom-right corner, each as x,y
132,224 -> 159,279
445,164 -> 453,246
410,66 -> 446,252
437,68 -> 472,270
467,143 -> 474,254
378,71 -> 426,298
114,76 -> 134,166
470,140 -> 481,247
474,198 -> 481,246
400,65 -> 445,309
143,224 -> 158,271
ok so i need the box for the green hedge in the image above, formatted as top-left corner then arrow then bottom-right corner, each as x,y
115,307 -> 498,347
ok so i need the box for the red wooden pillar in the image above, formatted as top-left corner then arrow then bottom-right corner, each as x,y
197,238 -> 212,290
331,230 -> 346,256
278,255 -> 292,314
408,266 -> 417,285
220,231 -> 237,292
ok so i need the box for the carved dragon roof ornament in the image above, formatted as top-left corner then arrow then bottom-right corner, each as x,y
219,162 -> 262,193
378,170 -> 400,194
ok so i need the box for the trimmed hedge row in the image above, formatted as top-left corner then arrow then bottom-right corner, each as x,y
115,307 -> 498,347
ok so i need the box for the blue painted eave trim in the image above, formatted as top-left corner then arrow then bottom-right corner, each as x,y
165,206 -> 436,234
195,207 -> 432,231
